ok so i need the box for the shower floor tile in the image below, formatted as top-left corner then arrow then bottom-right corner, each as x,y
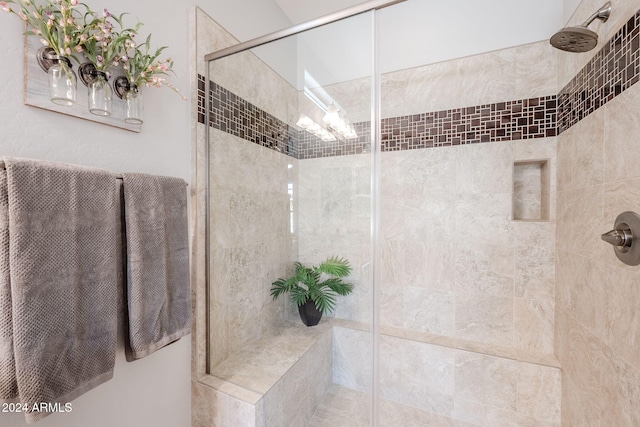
308,384 -> 476,427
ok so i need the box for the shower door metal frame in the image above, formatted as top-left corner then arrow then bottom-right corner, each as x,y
204,0 -> 405,62
203,1 -> 406,424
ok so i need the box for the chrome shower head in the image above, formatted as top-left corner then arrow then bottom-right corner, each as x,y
550,1 -> 611,53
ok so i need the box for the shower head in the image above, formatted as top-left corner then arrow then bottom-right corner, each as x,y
550,1 -> 611,53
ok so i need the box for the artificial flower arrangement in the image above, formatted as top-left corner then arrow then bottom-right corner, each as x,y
0,0 -> 183,122
0,0 -> 85,57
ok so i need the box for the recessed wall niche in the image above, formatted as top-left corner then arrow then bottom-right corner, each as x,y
513,159 -> 550,222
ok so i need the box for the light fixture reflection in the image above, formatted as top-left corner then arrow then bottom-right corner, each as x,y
296,114 -> 337,142
322,104 -> 358,140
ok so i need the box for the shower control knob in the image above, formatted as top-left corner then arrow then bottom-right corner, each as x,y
601,229 -> 631,247
601,211 -> 640,266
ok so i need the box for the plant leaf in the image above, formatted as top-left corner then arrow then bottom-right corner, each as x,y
290,286 -> 310,306
310,286 -> 336,314
317,256 -> 352,277
269,276 -> 297,300
321,277 -> 354,296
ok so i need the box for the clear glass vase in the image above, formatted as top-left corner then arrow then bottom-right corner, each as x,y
124,85 -> 143,125
88,71 -> 112,116
48,56 -> 77,106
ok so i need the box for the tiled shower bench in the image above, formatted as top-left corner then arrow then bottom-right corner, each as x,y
196,320 -> 333,426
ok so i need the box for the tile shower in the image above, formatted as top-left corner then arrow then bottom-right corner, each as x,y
192,0 -> 640,426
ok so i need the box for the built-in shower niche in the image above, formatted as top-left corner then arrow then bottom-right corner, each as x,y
512,159 -> 550,222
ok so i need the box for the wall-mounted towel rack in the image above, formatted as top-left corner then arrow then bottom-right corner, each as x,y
0,160 -> 123,179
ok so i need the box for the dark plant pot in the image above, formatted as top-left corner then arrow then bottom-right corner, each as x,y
298,300 -> 322,326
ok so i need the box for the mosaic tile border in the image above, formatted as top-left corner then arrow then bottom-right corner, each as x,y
199,75 -> 297,158
381,97 -> 557,151
558,10 -> 640,133
197,76 -> 556,159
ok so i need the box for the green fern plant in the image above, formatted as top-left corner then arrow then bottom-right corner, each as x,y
270,256 -> 354,314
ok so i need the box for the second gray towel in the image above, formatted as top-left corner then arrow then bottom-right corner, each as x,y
122,173 -> 191,361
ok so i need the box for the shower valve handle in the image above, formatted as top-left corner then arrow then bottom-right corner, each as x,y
601,211 -> 640,266
601,228 -> 631,247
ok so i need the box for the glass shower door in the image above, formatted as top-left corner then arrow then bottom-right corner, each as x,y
204,10 -> 377,426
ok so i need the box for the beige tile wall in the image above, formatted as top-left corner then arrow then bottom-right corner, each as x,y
297,154 -> 373,324
556,2 -> 640,421
378,138 -> 557,354
382,41 -> 557,118
208,129 -> 296,366
332,327 -> 561,426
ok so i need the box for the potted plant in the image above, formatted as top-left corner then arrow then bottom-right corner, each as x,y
270,256 -> 354,326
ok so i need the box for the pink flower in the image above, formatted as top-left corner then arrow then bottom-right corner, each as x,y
40,38 -> 49,46
121,55 -> 128,62
18,11 -> 27,21
0,2 -> 11,13
102,8 -> 110,17
74,45 -> 83,52
70,0 -> 78,5
46,18 -> 53,26
65,47 -> 71,55
64,35 -> 70,43
80,34 -> 86,42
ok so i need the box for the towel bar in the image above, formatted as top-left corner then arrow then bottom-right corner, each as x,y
0,160 -> 123,179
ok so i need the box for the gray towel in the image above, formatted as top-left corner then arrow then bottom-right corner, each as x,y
0,171 -> 16,403
1,157 -> 119,423
122,173 -> 190,361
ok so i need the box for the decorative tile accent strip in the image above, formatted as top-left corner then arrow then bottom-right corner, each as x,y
198,75 -> 297,158
381,97 -> 557,151
198,76 -> 556,159
558,10 -> 640,133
